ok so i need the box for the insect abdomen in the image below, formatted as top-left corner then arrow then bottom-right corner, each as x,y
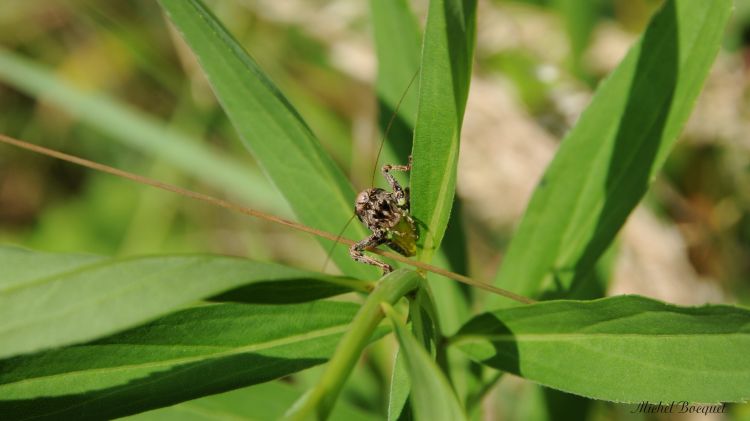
386,216 -> 417,257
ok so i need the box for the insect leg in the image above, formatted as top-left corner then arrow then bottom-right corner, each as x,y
381,155 -> 412,203
349,230 -> 393,274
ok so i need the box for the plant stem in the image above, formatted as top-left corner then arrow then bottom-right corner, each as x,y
284,269 -> 421,421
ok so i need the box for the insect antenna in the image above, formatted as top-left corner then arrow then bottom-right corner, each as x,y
321,68 -> 420,274
369,68 -> 420,187
320,212 -> 356,273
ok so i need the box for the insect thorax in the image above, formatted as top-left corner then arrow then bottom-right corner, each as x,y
354,187 -> 417,257
355,188 -> 404,231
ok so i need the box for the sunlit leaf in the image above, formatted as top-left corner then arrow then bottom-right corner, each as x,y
0,301 -> 379,420
124,381 -> 381,421
411,0 -> 476,262
455,295 -> 750,403
0,246 -> 361,359
159,0 -> 376,278
490,0 -> 732,304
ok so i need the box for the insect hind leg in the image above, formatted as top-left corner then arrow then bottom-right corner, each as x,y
350,231 -> 393,274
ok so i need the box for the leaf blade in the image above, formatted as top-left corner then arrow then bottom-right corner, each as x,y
491,0 -> 732,302
159,0 -> 375,278
123,381 -> 381,421
0,301 -> 378,420
0,246 -> 361,359
455,295 -> 750,403
411,0 -> 476,261
371,0 -> 421,167
372,0 -> 421,127
385,304 -> 467,421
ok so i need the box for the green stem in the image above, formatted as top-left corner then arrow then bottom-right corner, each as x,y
285,269 -> 421,421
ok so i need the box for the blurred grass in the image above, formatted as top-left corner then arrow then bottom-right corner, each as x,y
0,47 -> 287,213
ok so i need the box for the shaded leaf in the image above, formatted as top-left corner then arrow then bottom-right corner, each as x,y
371,0 -> 421,166
371,0 -> 421,129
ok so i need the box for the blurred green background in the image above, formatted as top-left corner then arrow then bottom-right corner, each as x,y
1,0 -> 749,418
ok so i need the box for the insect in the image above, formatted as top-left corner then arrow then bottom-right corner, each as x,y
349,155 -> 418,274
319,69 -> 421,275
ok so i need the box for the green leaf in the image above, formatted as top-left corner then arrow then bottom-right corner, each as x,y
0,246 -> 363,359
371,0 -> 471,338
371,0 -> 421,129
0,301 -> 375,420
400,4 -> 478,401
0,49 -> 287,215
411,0 -> 476,262
159,0 -> 376,279
387,350 -> 412,421
491,0 -> 732,303
371,0 -> 421,165
384,304 -> 467,421
454,295 -> 750,403
123,381 -> 381,421
409,287 -> 440,355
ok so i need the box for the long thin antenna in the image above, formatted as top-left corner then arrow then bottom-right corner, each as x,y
320,213 -> 355,273
0,133 -> 534,304
370,68 -> 420,187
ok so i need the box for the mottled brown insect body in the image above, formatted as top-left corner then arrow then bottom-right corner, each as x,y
350,157 -> 417,274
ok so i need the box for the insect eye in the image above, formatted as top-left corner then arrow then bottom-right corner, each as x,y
356,191 -> 369,205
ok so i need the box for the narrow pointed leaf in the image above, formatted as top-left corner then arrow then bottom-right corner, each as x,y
387,349 -> 412,421
401,5 -> 479,404
371,0 -> 470,339
0,301 -> 381,420
411,0 -> 476,262
491,0 -> 732,303
371,0 -> 421,127
371,0 -> 421,166
0,246 -> 362,359
385,304 -> 467,421
159,0 -> 376,278
454,295 -> 750,403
